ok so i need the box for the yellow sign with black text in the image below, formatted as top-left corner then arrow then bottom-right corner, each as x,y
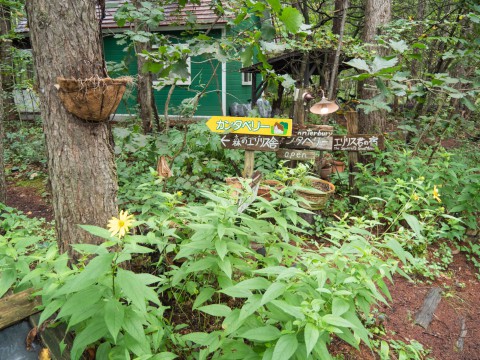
206,116 -> 293,136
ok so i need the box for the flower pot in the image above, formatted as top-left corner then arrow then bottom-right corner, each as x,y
332,160 -> 346,174
257,180 -> 285,201
226,178 -> 284,201
296,177 -> 335,210
56,76 -> 133,122
320,165 -> 332,180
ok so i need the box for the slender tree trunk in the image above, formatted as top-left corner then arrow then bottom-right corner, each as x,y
328,0 -> 349,99
132,0 -> 154,134
0,5 -> 19,123
0,71 -> 6,203
358,0 -> 391,134
26,0 -> 118,261
0,5 -> 10,203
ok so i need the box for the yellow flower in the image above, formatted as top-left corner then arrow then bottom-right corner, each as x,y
107,210 -> 135,238
176,191 -> 183,197
412,193 -> 419,201
432,185 -> 441,203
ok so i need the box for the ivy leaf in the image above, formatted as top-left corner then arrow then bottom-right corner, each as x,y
344,58 -> 371,73
279,7 -> 304,34
272,334 -> 298,360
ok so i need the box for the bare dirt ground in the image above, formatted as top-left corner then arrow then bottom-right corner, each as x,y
5,182 -> 480,360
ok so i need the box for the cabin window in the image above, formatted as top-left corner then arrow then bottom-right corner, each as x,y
242,72 -> 252,85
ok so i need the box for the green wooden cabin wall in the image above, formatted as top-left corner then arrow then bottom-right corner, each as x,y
103,28 -> 254,117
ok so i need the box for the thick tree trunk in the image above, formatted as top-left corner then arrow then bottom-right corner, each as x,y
25,0 -> 118,261
358,0 -> 391,134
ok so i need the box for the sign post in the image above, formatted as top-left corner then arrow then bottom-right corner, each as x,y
207,116 -> 293,180
206,113 -> 384,204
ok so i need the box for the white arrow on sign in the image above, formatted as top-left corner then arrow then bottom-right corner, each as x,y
220,135 -> 230,147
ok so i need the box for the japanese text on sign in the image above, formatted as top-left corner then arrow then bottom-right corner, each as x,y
206,116 -> 292,136
220,134 -> 280,151
332,135 -> 384,151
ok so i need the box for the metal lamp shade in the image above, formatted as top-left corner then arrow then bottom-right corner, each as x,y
310,97 -> 339,115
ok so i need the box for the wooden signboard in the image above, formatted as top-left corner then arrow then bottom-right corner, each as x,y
276,149 -> 317,160
206,116 -> 292,136
332,134 -> 384,151
281,127 -> 334,150
220,134 -> 281,151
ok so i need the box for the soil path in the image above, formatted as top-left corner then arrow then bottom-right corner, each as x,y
6,182 -> 54,222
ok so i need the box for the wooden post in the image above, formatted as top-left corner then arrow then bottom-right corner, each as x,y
243,150 -> 255,178
345,111 -> 359,203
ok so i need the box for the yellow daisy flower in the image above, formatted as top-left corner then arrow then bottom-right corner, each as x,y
107,210 -> 135,238
432,185 -> 441,203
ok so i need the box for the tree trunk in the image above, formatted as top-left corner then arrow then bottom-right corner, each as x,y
0,69 -> 6,203
358,0 -> 391,134
132,0 -> 154,134
0,5 -> 19,123
328,0 -> 349,99
0,5 -> 10,203
25,0 -> 118,261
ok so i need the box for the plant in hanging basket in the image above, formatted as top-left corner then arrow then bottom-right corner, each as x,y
295,176 -> 335,210
55,76 -> 133,122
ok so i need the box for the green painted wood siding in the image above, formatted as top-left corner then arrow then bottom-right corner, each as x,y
103,29 -> 253,117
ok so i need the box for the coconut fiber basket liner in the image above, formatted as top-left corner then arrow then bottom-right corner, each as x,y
296,178 -> 335,210
56,76 -> 133,122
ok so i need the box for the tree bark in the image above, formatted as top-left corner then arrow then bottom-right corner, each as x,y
0,5 -> 19,123
25,0 -> 118,261
0,5 -> 10,203
132,0 -> 154,134
328,0 -> 349,99
0,67 -> 6,203
358,0 -> 391,135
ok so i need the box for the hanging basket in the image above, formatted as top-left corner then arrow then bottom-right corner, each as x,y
296,177 -> 335,210
55,76 -> 133,122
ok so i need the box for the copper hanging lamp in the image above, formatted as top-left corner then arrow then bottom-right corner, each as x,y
310,89 -> 339,115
